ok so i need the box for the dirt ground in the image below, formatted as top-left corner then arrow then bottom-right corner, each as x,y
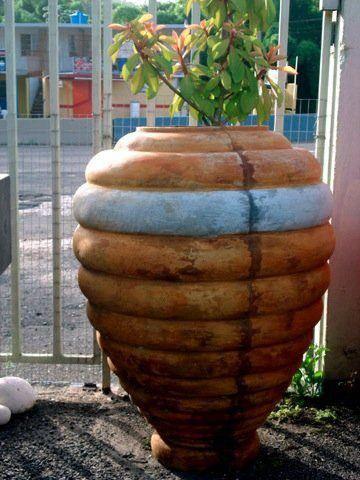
0,386 -> 358,480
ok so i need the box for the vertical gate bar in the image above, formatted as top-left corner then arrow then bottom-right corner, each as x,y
314,11 -> 333,362
92,0 -> 110,392
92,0 -> 102,154
103,0 -> 113,149
189,3 -> 201,127
146,0 -> 157,127
5,0 -> 21,358
49,0 -> 62,358
315,11 -> 338,368
274,0 -> 290,133
315,11 -> 333,165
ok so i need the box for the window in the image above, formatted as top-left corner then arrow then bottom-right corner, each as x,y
68,35 -> 76,57
20,34 -> 32,56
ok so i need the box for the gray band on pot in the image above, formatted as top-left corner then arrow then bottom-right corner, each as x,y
73,183 -> 333,237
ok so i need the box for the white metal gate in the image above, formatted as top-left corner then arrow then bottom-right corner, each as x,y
0,0 -> 337,386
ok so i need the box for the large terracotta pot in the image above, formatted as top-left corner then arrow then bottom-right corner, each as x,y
73,126 -> 334,472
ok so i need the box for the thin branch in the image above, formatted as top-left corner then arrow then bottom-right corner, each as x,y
148,62 -> 220,125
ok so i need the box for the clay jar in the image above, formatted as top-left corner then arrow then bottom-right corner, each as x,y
73,126 -> 334,472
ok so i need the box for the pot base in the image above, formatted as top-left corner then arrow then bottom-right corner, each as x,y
151,431 -> 260,473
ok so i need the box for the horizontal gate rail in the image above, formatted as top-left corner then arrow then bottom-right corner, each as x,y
0,353 -> 100,365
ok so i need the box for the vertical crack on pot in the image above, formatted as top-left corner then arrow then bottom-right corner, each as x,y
216,128 -> 264,464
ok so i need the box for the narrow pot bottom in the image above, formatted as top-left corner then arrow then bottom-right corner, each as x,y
151,431 -> 260,473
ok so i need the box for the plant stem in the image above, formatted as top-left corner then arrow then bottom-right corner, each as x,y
148,62 -> 220,125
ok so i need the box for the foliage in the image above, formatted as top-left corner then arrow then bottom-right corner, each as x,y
269,398 -> 337,425
312,407 -> 337,424
291,344 -> 328,398
157,0 -> 187,24
269,399 -> 303,422
266,0 -> 322,101
270,343 -> 332,424
0,0 -> 321,103
108,0 -> 296,126
112,3 -> 146,24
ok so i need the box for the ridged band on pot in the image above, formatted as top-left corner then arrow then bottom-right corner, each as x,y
73,183 -> 332,236
73,126 -> 335,473
74,224 -> 335,281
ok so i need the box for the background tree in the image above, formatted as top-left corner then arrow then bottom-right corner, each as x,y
157,0 -> 186,24
267,0 -> 322,104
112,2 -> 145,24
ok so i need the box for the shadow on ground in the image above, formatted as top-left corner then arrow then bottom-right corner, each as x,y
0,387 -> 358,480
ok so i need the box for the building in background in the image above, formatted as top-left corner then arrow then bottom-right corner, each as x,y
0,15 -> 297,120
0,23 -> 46,116
0,18 -> 182,119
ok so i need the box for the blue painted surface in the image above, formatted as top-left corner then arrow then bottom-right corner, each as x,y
113,117 -> 147,139
70,11 -> 89,24
74,183 -> 332,237
241,114 -> 317,143
112,114 -> 316,143
113,116 -> 189,141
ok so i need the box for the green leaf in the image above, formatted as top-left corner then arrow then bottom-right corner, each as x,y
214,2 -> 227,28
130,66 -> 145,94
180,76 -> 195,98
207,36 -> 219,48
108,42 -> 120,64
191,64 -> 211,77
159,44 -> 176,62
240,90 -> 257,114
256,57 -> 270,68
137,13 -> 153,23
185,0 -> 195,16
169,94 -> 183,117
204,76 -> 220,94
268,76 -> 284,106
146,87 -> 157,100
193,93 -> 215,118
220,70 -> 232,90
122,53 -> 140,81
153,54 -> 173,75
228,48 -> 245,83
229,0 -> 247,11
212,39 -> 230,60
143,62 -> 159,95
243,37 -> 252,53
224,97 -> 238,117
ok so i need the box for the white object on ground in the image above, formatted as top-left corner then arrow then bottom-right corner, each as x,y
0,404 -> 11,425
0,377 -> 36,414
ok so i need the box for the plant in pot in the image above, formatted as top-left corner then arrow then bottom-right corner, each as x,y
73,0 -> 334,473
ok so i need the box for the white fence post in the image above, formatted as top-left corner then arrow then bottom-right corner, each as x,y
315,11 -> 333,165
92,0 -> 111,392
313,10 -> 334,362
274,0 -> 290,133
48,0 -> 62,360
103,0 -> 113,149
92,0 -> 102,154
189,3 -> 201,127
146,0 -> 157,126
4,0 -> 21,360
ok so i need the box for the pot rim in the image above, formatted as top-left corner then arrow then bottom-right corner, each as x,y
136,125 -> 269,133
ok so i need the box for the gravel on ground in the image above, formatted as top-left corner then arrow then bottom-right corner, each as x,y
0,385 -> 358,480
